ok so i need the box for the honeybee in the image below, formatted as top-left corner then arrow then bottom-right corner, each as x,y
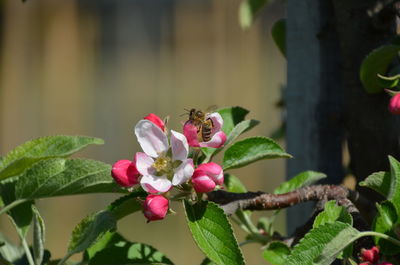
185,108 -> 214,142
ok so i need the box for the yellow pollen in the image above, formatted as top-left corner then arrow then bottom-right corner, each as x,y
152,157 -> 170,172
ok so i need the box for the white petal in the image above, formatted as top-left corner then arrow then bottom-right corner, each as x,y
135,152 -> 155,176
172,159 -> 194,185
170,130 -> 189,161
135,120 -> 169,157
140,175 -> 172,193
208,112 -> 223,133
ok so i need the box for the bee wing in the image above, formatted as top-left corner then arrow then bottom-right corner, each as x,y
206,105 -> 218,113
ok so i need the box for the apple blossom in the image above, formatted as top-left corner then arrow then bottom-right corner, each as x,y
144,113 -> 166,132
183,112 -> 226,148
143,194 -> 169,222
361,246 -> 379,264
389,93 -> 400,115
111,159 -> 140,187
191,162 -> 223,193
135,120 -> 194,193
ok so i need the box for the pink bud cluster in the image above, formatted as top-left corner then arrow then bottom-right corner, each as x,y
358,246 -> 393,265
111,113 -> 226,222
389,93 -> 400,115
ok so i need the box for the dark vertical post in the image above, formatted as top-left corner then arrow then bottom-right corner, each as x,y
286,0 -> 344,234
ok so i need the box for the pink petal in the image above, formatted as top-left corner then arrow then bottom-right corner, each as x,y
135,120 -> 169,157
183,122 -> 200,147
143,194 -> 169,222
208,112 -> 223,133
135,152 -> 155,176
140,175 -> 172,194
172,159 -> 194,185
144,113 -> 166,132
170,130 -> 189,161
199,131 -> 226,148
196,162 -> 223,184
191,172 -> 216,193
111,160 -> 140,187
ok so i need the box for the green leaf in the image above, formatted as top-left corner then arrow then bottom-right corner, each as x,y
217,107 -> 249,135
239,0 -> 270,29
372,200 -> 400,255
184,200 -> 245,265
388,156 -> 400,205
377,73 -> 400,88
81,192 -> 145,260
274,171 -> 326,194
15,158 -> 123,200
0,135 -> 103,181
262,241 -> 290,265
287,222 -> 360,265
223,137 -> 291,170
88,233 -> 173,265
200,258 -> 215,265
271,18 -> 286,57
201,119 -> 259,163
313,201 -> 353,228
32,205 -> 45,265
359,171 -> 391,197
360,45 -> 400,94
0,180 -> 33,237
68,211 -> 116,256
224,174 -> 247,193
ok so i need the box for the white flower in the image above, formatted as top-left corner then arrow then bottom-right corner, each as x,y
134,120 -> 194,193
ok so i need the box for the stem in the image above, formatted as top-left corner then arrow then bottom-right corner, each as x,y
0,199 -> 27,216
21,237 -> 35,265
57,252 -> 73,265
359,231 -> 400,247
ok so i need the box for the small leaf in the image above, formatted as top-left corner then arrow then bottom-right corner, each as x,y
274,171 -> 326,194
15,158 -> 123,200
372,200 -> 400,255
225,120 -> 259,147
262,241 -> 290,265
313,201 -> 353,228
89,233 -> 173,265
360,45 -> 400,94
88,233 -> 173,265
223,137 -> 291,170
377,73 -> 400,88
184,200 -> 245,265
32,205 -> 45,265
388,156 -> 400,206
0,135 -> 103,181
0,180 -> 33,237
217,107 -> 249,135
224,174 -> 247,193
68,211 -> 116,255
359,171 -> 391,197
287,222 -> 360,265
201,119 -> 259,162
239,0 -> 269,29
271,18 -> 286,57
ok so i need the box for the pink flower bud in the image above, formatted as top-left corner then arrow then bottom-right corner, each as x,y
358,263 -> 370,265
192,172 -> 216,193
378,262 -> 394,265
144,113 -> 165,131
191,162 -> 224,193
361,246 -> 379,263
143,194 -> 169,222
111,160 -> 140,187
389,93 -> 400,115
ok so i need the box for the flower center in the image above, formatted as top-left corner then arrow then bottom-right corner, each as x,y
152,156 -> 171,174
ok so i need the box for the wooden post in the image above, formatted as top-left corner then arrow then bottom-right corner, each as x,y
286,0 -> 344,234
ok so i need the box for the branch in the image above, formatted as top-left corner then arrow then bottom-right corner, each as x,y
207,185 -> 350,215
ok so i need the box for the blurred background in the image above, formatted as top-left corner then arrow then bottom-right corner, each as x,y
0,0 -> 286,264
